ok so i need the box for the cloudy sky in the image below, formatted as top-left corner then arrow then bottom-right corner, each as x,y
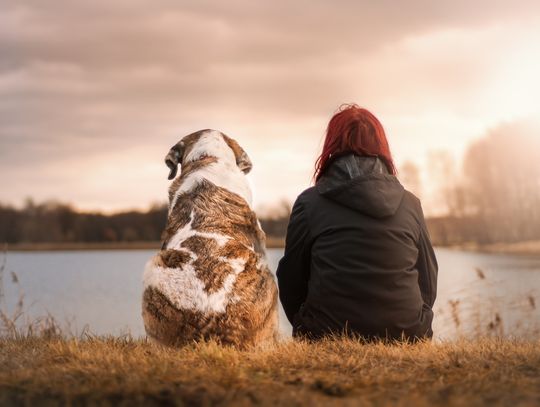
1,0 -> 539,214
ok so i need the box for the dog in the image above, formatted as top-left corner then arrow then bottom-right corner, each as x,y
142,129 -> 278,348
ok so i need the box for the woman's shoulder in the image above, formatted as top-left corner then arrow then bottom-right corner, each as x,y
401,190 -> 428,229
289,187 -> 320,220
401,189 -> 420,205
296,186 -> 318,202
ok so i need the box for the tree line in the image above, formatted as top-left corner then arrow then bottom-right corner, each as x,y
420,121 -> 540,245
0,200 -> 169,244
1,121 -> 538,246
0,200 -> 290,245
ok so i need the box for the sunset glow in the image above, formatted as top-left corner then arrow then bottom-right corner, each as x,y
1,1 -> 539,214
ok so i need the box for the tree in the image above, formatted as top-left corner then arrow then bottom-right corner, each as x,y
462,120 -> 540,242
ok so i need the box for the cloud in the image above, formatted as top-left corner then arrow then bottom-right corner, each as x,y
1,0 -> 540,210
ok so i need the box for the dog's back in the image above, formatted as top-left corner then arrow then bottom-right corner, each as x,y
142,130 -> 278,348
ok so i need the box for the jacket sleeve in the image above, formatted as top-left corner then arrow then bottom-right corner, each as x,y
415,203 -> 438,307
276,195 -> 312,324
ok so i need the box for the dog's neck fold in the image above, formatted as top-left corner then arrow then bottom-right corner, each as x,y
184,131 -> 237,166
169,131 -> 253,213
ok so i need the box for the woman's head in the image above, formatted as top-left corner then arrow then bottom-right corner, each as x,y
314,104 -> 396,181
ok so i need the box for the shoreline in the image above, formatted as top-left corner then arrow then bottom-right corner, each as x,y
3,237 -> 287,252
4,239 -> 540,256
443,240 -> 540,257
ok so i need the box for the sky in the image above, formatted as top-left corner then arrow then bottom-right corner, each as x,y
1,0 -> 539,214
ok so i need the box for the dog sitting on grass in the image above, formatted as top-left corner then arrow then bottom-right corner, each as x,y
142,129 -> 278,348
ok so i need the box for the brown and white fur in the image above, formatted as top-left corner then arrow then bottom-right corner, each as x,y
142,129 -> 278,348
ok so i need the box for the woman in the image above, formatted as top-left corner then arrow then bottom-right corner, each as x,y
276,104 -> 438,341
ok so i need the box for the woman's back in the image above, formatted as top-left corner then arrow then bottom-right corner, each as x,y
277,154 -> 436,340
277,104 -> 438,341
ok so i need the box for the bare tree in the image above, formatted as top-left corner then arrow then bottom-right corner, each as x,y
463,120 -> 540,242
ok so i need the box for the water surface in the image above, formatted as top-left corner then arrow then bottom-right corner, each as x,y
2,248 -> 540,340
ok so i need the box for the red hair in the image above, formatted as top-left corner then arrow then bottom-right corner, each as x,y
314,104 -> 396,181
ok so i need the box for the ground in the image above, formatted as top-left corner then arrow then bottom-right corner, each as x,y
1,336 -> 540,406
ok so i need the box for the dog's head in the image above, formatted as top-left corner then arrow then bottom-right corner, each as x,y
164,129 -> 252,180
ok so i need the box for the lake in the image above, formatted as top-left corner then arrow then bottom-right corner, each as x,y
2,248 -> 540,340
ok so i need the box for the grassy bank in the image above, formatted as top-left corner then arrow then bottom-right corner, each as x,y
1,337 -> 539,406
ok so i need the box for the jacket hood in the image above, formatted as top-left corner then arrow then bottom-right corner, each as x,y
316,154 -> 404,218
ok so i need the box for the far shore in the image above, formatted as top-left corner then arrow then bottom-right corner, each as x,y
3,237 -> 287,252
444,240 -> 540,257
4,239 -> 540,256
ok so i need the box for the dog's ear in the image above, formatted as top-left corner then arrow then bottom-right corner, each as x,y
222,134 -> 252,174
164,141 -> 185,180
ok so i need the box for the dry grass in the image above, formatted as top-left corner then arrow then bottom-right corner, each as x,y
1,336 -> 540,406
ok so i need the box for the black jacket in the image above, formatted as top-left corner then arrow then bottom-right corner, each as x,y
276,154 -> 438,340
